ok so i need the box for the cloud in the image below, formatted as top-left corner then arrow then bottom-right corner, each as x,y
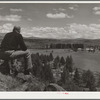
47,8 -> 73,19
46,12 -> 73,19
53,8 -> 66,12
58,8 -> 66,11
69,7 -> 75,10
22,27 -> 68,38
67,23 -> 100,39
22,23 -> 100,39
0,23 -> 98,39
69,4 -> 79,11
46,13 -> 66,18
93,7 -> 100,11
93,6 -> 100,15
27,18 -> 32,21
0,15 -> 21,22
0,23 -> 13,33
94,11 -> 100,15
10,8 -> 22,12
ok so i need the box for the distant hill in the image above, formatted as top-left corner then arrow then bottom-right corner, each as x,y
24,36 -> 41,39
0,33 -> 100,49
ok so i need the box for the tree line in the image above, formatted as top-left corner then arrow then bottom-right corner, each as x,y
46,43 -> 84,50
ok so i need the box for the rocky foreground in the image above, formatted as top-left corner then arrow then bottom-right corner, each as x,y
0,72 -> 45,91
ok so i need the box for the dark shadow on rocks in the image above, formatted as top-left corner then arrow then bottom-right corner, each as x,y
0,60 -> 10,75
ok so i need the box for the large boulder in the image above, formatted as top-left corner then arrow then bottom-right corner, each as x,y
44,83 -> 65,91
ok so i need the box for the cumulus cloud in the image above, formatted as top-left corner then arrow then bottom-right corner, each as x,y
0,22 -> 97,39
94,11 -> 100,15
47,8 -> 73,19
22,26 -> 68,38
22,23 -> 100,39
59,8 -> 66,11
53,8 -> 66,12
46,13 -> 66,18
93,6 -> 100,15
46,12 -> 73,19
27,18 -> 32,21
93,7 -> 100,11
10,8 -> 22,12
0,23 -> 13,33
67,23 -> 100,39
21,26 -> 76,39
0,15 -> 21,22
69,7 -> 75,10
69,4 -> 79,11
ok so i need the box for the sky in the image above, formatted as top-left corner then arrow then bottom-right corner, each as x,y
0,3 -> 100,39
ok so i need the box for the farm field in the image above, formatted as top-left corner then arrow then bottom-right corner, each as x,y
30,49 -> 100,72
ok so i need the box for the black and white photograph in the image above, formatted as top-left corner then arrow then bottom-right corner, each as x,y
0,1 -> 100,93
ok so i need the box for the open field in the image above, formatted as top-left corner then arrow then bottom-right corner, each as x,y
30,49 -> 100,72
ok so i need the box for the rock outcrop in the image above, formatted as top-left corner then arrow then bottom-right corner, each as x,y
0,56 -> 65,91
0,57 -> 45,91
0,72 -> 45,91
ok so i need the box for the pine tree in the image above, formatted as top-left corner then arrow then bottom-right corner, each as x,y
69,55 -> 73,73
65,55 -> 73,73
60,56 -> 65,65
61,66 -> 69,84
73,68 -> 80,86
46,55 -> 50,62
56,56 -> 60,62
49,53 -> 53,61
66,56 -> 70,65
43,63 -> 54,83
41,54 -> 47,64
53,55 -> 60,69
82,70 -> 96,91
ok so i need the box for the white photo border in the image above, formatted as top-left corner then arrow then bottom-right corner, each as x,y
0,0 -> 100,99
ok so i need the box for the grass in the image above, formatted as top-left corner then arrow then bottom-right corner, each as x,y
30,49 -> 100,72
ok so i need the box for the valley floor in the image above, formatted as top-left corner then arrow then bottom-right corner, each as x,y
30,49 -> 100,72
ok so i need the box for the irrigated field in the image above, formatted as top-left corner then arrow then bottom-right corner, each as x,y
30,49 -> 100,72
